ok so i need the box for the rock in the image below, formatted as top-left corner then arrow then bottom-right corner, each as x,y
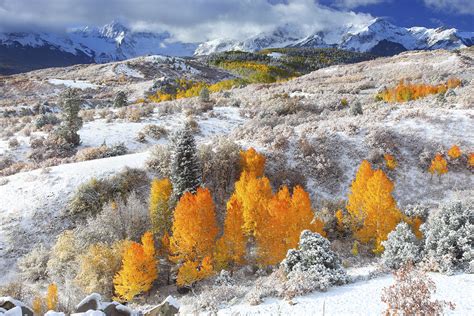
102,302 -> 134,316
75,293 -> 102,314
0,297 -> 34,316
144,296 -> 180,316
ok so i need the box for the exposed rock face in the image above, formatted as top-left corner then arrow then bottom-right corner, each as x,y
0,297 -> 34,316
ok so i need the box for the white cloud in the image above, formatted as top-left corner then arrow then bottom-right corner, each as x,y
333,0 -> 388,9
0,0 -> 374,42
423,0 -> 474,15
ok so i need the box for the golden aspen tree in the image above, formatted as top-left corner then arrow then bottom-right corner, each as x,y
235,172 -> 273,236
215,194 -> 247,270
113,232 -> 158,301
469,153 -> 474,167
384,154 -> 397,170
335,209 -> 345,231
240,147 -> 266,177
149,178 -> 173,239
347,160 -> 374,222
32,296 -> 44,315
447,145 -> 461,159
46,283 -> 58,311
357,170 -> 403,253
429,154 -> 448,176
170,187 -> 218,263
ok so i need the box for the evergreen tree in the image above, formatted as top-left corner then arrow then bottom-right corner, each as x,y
170,123 -> 201,199
57,88 -> 83,146
114,91 -> 128,108
381,222 -> 421,269
199,86 -> 210,103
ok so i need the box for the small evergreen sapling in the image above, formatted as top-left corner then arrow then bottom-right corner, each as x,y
56,88 -> 83,146
114,91 -> 128,108
381,222 -> 421,269
421,201 -> 473,274
282,230 -> 349,292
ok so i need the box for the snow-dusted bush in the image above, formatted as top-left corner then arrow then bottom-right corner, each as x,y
146,144 -> 171,177
381,263 -> 455,315
199,138 -> 241,213
349,101 -> 363,116
74,192 -> 150,248
282,230 -> 349,294
141,124 -> 167,140
381,222 -> 422,269
35,113 -> 60,129
214,270 -> 235,286
47,230 -> 79,284
114,91 -> 128,108
17,244 -> 49,281
421,201 -> 473,274
188,284 -> 247,312
75,143 -> 127,161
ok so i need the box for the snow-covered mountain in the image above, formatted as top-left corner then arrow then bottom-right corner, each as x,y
0,21 -> 197,74
196,18 -> 474,56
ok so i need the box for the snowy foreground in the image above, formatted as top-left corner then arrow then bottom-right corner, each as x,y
209,273 -> 474,316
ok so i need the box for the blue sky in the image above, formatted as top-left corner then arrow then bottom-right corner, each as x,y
319,0 -> 474,30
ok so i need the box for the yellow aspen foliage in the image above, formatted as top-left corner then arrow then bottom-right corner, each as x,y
170,187 -> 218,263
357,170 -> 403,253
160,232 -> 171,256
429,154 -> 448,176
149,178 -> 173,238
235,172 -> 273,236
176,256 -> 214,287
469,153 -> 474,167
32,296 -> 44,315
215,194 -> 247,270
240,147 -> 266,177
46,283 -> 58,311
347,160 -> 374,222
384,154 -> 397,170
351,241 -> 359,256
257,185 -> 325,265
113,232 -> 158,301
335,209 -> 345,231
447,145 -> 461,159
75,241 -> 125,298
405,216 -> 424,239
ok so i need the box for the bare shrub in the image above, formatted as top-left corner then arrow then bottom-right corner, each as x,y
17,244 -> 49,282
141,124 -> 167,140
75,143 -> 128,162
8,137 -> 20,149
381,263 -> 455,315
146,144 -> 171,177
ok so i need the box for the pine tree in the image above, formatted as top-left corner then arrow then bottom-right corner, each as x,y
46,283 -> 58,311
114,91 -> 128,108
149,178 -> 173,239
199,86 -> 210,103
381,222 -> 421,269
57,88 -> 83,146
170,187 -> 218,263
113,232 -> 158,301
170,123 -> 201,199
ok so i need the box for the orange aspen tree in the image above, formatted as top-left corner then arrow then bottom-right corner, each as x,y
447,145 -> 461,159
170,187 -> 218,262
347,160 -> 374,222
384,154 -> 397,170
170,188 -> 218,286
46,283 -> 58,311
429,154 -> 448,176
113,232 -> 158,301
469,153 -> 474,167
32,296 -> 44,315
357,170 -> 402,253
215,194 -> 247,270
240,147 -> 266,176
149,178 -> 173,239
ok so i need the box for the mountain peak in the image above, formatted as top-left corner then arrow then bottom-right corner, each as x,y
99,20 -> 129,39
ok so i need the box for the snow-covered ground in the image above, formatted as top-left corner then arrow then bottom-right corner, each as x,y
216,273 -> 474,315
48,79 -> 100,90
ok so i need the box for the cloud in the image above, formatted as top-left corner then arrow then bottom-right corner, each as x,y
0,0 -> 374,42
333,0 -> 388,9
423,0 -> 474,15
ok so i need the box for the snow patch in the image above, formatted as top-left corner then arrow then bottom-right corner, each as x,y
48,79 -> 99,90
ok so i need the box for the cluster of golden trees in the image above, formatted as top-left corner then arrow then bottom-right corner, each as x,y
32,284 -> 58,314
376,78 -> 461,103
429,145 -> 473,177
